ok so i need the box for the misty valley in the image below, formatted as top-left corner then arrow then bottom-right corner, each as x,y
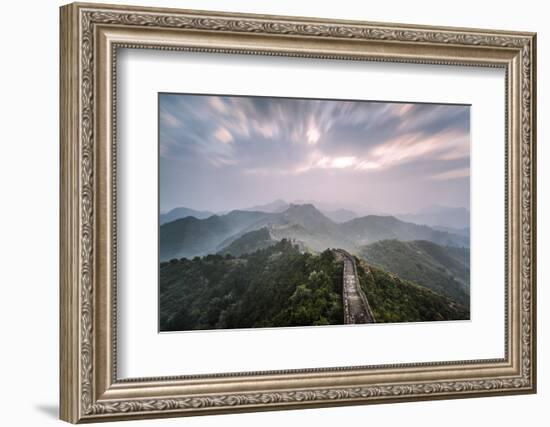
159,201 -> 470,331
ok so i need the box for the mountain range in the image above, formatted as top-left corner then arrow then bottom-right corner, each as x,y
160,203 -> 469,262
162,200 -> 470,229
159,201 -> 471,328
396,205 -> 470,229
160,206 -> 214,225
243,198 -> 289,213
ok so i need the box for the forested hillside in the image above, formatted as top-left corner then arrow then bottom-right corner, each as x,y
160,240 -> 344,331
360,239 -> 470,306
160,239 -> 470,331
355,258 -> 470,322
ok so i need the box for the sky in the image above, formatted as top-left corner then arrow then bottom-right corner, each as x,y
159,93 -> 470,214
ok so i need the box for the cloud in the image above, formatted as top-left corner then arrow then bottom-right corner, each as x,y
214,127 -> 233,144
160,111 -> 181,128
159,93 -> 470,211
430,167 -> 470,181
209,96 -> 228,113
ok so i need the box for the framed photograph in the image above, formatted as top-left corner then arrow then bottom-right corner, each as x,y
60,2 -> 537,423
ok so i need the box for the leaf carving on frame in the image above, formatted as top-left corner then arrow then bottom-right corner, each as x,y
85,377 -> 530,415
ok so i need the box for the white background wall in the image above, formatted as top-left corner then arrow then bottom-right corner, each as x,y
0,0 -> 546,426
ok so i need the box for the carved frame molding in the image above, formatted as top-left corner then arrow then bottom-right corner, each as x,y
60,2 -> 536,423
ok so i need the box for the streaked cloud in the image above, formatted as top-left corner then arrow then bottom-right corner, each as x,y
214,127 -> 233,144
159,93 -> 470,213
430,167 -> 470,181
160,111 -> 181,128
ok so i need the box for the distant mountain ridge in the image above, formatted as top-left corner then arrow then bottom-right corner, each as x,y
161,199 -> 388,225
244,199 -> 289,213
322,208 -> 358,223
160,207 -> 214,224
341,215 -> 469,248
433,225 -> 470,237
160,203 -> 469,261
218,227 -> 276,257
160,210 -> 274,260
396,205 -> 470,229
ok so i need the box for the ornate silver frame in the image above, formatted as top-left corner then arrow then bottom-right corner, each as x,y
60,2 -> 537,423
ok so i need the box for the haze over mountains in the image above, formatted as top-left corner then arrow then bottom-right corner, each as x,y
162,199 -> 469,226
159,200 -> 469,262
160,207 -> 214,225
396,205 -> 470,230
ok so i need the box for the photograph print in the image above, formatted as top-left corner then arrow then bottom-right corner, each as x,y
159,93 -> 471,332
